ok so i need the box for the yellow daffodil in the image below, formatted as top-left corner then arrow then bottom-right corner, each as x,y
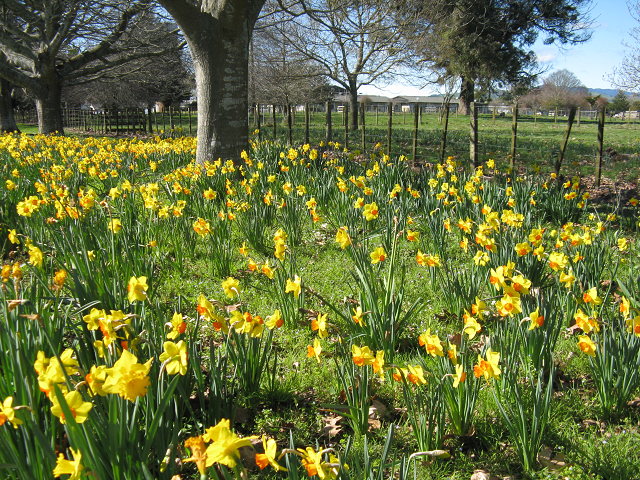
307,338 -> 322,363
160,340 -> 188,375
221,277 -> 240,298
256,436 -> 287,471
352,344 -> 375,366
285,275 -> 301,298
102,350 -> 153,402
50,390 -> 93,424
577,335 -> 596,357
203,419 -> 258,468
53,447 -> 84,480
127,276 -> 148,303
0,397 -> 23,428
370,246 -> 386,264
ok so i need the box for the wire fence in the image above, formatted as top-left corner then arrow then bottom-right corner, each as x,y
15,103 -> 640,181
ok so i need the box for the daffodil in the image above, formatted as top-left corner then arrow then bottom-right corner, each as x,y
528,308 -> 544,330
362,202 -> 379,220
50,390 -> 93,424
463,316 -> 482,339
167,312 -> 187,339
221,277 -> 240,298
53,447 -> 84,480
28,245 -> 43,268
102,350 -> 153,402
265,309 -> 283,329
160,340 -> 188,375
255,436 -> 287,471
285,275 -> 301,298
473,349 -> 501,380
370,246 -> 386,264
335,227 -> 351,249
452,364 -> 466,388
307,338 -> 322,363
0,397 -> 23,428
577,335 -> 596,357
108,218 -> 122,233
418,329 -> 444,357
127,276 -> 148,303
203,419 -> 258,468
352,344 -> 375,366
312,313 -> 328,338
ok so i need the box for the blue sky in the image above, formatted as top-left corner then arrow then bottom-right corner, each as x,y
360,0 -> 637,96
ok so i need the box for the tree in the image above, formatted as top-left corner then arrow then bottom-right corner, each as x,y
538,69 -> 588,110
610,90 -> 631,113
611,1 -> 640,92
0,1 -> 179,134
409,0 -> 592,114
275,0 -> 411,130
0,73 -> 19,133
249,18 -> 329,107
157,0 -> 266,165
62,22 -> 193,110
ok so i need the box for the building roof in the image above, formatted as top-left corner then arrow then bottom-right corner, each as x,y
333,93 -> 459,104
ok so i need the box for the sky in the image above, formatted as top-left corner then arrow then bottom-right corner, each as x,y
359,0 -> 637,97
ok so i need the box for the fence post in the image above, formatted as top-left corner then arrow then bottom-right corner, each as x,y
554,106 -> 577,177
115,108 -> 120,135
469,102 -> 478,168
287,103 -> 293,146
272,105 -> 277,139
440,102 -> 450,164
344,104 -> 349,149
595,107 -> 605,187
325,101 -> 332,147
257,104 -> 261,142
510,103 -> 518,172
412,102 -> 420,167
493,106 -> 496,125
304,103 -> 309,145
386,102 -> 393,158
360,102 -> 365,153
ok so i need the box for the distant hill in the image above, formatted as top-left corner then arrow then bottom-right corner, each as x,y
587,88 -> 633,99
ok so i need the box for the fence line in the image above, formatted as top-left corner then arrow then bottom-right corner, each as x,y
14,104 -> 640,180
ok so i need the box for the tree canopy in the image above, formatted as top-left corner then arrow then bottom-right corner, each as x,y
408,0 -> 593,113
0,0 -> 178,133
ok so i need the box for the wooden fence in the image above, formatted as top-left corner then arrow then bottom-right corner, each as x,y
14,102 -> 638,187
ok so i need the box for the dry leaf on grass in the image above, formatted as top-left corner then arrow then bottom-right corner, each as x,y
537,446 -> 568,471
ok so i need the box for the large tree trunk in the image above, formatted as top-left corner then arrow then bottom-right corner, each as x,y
458,76 -> 475,116
35,76 -> 64,135
349,80 -> 358,131
159,0 -> 265,166
0,77 -> 19,133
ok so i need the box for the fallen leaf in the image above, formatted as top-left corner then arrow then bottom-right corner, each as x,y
370,399 -> 387,419
537,447 -> 568,471
321,414 -> 342,437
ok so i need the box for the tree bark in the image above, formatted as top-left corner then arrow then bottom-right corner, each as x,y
349,79 -> 358,131
0,78 -> 19,133
159,0 -> 265,165
35,77 -> 64,135
458,76 -> 475,116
